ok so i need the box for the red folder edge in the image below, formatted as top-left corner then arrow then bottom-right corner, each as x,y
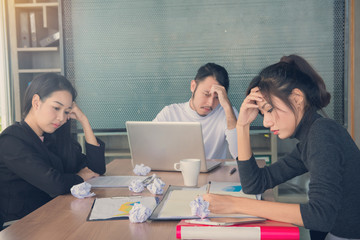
260,226 -> 299,240
176,224 -> 181,239
176,220 -> 300,240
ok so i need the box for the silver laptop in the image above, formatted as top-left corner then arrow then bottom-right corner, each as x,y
126,121 -> 221,172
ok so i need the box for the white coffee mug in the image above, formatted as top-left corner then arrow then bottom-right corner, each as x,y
174,158 -> 201,187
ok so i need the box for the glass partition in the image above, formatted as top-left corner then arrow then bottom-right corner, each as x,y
62,0 -> 347,130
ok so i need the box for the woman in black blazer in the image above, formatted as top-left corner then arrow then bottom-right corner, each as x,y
0,73 -> 106,228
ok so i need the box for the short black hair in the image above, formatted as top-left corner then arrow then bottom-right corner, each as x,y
194,63 -> 229,92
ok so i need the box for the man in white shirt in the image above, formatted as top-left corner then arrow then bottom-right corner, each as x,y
153,63 -> 238,159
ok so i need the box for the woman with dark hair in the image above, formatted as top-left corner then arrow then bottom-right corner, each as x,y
204,55 -> 360,240
0,73 -> 105,229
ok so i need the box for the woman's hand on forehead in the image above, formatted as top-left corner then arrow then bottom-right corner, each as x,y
249,87 -> 264,102
250,87 -> 260,93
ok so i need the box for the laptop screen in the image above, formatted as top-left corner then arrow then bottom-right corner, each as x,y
126,121 -> 220,172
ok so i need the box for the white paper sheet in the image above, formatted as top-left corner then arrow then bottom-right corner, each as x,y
157,182 -> 258,219
86,176 -> 147,188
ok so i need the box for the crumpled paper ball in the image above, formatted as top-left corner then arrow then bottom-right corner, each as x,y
133,164 -> 151,176
190,195 -> 210,219
146,177 -> 165,195
129,203 -> 152,223
129,179 -> 145,193
142,174 -> 157,186
70,182 -> 96,199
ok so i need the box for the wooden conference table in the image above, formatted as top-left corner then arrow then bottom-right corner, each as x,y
0,159 -> 272,240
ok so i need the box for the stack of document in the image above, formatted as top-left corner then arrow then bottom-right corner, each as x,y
88,196 -> 157,221
151,182 -> 259,220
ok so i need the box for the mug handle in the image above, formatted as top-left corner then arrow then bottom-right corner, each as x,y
174,162 -> 181,171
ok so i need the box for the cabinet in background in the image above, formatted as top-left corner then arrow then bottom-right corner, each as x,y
7,0 -> 63,120
250,128 -> 277,165
77,132 -> 131,164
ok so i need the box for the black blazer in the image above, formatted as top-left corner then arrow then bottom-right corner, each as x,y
0,121 -> 105,224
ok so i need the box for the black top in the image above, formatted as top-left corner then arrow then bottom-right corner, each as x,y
237,111 -> 360,238
0,121 -> 106,224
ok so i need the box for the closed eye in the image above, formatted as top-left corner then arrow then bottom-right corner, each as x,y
261,102 -> 273,114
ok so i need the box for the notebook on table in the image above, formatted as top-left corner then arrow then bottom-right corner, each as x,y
176,219 -> 299,240
125,121 -> 221,172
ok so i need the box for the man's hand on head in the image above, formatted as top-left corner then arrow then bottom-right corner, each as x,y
210,84 -> 231,109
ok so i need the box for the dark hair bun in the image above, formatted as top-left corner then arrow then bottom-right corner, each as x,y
281,55 -> 331,109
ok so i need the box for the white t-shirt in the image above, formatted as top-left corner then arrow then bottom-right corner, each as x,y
153,101 -> 238,159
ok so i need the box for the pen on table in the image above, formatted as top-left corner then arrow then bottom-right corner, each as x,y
229,167 -> 237,175
206,181 -> 211,194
